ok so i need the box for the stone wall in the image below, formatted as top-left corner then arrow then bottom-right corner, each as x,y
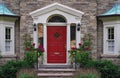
1,0 -> 120,65
97,0 -> 120,65
19,0 -> 98,59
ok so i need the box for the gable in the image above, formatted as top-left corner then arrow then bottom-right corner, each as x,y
30,3 -> 84,18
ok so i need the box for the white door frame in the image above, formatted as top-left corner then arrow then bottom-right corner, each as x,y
30,3 -> 84,65
43,23 -> 70,65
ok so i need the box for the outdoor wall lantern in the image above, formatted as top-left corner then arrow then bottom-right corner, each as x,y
77,23 -> 81,31
33,23 -> 37,31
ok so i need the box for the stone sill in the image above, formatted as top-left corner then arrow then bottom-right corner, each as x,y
1,54 -> 17,58
101,54 -> 119,58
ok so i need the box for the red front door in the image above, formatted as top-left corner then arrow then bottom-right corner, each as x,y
47,26 -> 66,63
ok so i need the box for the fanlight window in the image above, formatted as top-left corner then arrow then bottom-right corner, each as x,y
48,15 -> 66,22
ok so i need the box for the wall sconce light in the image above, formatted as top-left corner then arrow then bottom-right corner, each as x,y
33,23 -> 36,31
77,23 -> 81,31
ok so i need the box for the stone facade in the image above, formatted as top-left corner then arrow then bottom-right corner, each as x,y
0,0 -> 120,65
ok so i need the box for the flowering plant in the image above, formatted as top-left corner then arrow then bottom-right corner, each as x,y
23,34 -> 44,67
24,41 -> 44,67
25,42 -> 44,57
69,33 -> 93,66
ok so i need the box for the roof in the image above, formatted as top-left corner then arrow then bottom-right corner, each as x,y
0,3 -> 16,16
30,3 -> 84,17
101,3 -> 120,16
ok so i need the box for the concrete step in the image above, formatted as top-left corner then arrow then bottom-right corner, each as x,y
39,65 -> 73,69
37,68 -> 75,78
38,73 -> 74,76
38,68 -> 75,72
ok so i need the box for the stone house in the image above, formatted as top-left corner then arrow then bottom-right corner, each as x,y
0,0 -> 120,66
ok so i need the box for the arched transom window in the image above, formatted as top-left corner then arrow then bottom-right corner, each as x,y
48,15 -> 66,23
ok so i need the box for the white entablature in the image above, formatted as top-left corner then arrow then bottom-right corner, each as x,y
30,2 -> 84,23
30,3 -> 84,65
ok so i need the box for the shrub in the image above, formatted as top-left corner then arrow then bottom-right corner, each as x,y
74,73 -> 100,78
18,73 -> 36,78
75,52 -> 91,67
23,34 -> 44,67
84,60 -> 120,78
0,60 -> 31,78
69,33 -> 93,65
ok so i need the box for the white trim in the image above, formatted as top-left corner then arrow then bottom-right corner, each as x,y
47,23 -> 66,26
30,3 -> 84,65
103,21 -> 120,55
0,21 -> 15,55
43,23 -> 47,65
76,26 -> 81,48
44,24 -> 69,65
33,25 -> 38,48
67,24 -> 71,65
30,3 -> 84,18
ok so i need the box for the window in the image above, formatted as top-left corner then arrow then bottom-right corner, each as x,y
107,27 -> 114,52
48,15 -> 66,22
5,27 -> 11,52
0,23 -> 15,55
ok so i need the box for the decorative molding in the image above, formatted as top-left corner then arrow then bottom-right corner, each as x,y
30,3 -> 84,17
101,54 -> 119,58
1,54 -> 17,58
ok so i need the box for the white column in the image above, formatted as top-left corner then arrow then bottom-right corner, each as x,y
43,23 -> 47,64
33,24 -> 38,48
67,23 -> 70,64
76,24 -> 81,48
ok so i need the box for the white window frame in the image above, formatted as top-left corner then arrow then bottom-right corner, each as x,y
103,21 -> 120,55
0,21 -> 15,55
104,26 -> 115,53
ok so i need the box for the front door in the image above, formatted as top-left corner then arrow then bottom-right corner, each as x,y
47,26 -> 66,63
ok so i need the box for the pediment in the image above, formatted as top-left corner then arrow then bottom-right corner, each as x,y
30,3 -> 84,18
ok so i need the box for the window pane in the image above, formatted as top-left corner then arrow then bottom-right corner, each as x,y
5,28 -> 11,40
108,27 -> 114,39
108,41 -> 114,52
48,15 -> 66,22
70,26 -> 76,40
38,24 -> 43,46
5,41 -> 11,52
70,25 -> 76,48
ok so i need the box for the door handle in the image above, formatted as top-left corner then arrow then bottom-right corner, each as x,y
54,52 -> 60,55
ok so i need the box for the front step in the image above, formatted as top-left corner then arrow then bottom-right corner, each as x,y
37,68 -> 76,78
39,65 -> 73,69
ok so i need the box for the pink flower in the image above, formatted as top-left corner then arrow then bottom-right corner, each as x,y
26,47 -> 30,51
84,46 -> 90,50
32,43 -> 35,46
71,46 -> 77,50
38,44 -> 44,52
79,43 -> 82,46
41,48 -> 44,52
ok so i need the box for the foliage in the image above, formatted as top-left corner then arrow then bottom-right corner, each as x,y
76,52 -> 91,67
18,73 -> 36,78
23,34 -> 44,67
69,33 -> 93,64
84,60 -> 120,78
0,60 -> 30,78
0,34 -> 41,78
74,73 -> 100,78
69,33 -> 120,78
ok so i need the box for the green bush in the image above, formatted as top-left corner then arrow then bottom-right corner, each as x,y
24,51 -> 37,67
76,52 -> 91,67
84,60 -> 120,78
18,73 -> 36,78
0,60 -> 31,78
74,73 -> 100,78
